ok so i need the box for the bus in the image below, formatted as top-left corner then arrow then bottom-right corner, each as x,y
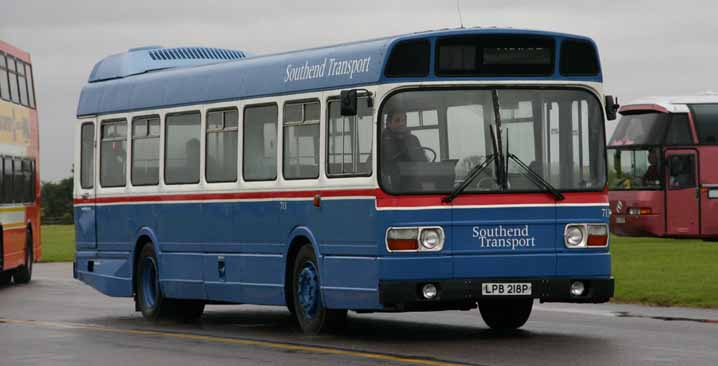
74,29 -> 616,334
608,95 -> 718,238
0,40 -> 41,286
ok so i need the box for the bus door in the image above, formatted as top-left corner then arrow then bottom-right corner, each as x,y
76,121 -> 97,248
665,149 -> 699,236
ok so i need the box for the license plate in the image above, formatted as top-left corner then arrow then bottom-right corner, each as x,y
615,215 -> 626,224
482,283 -> 532,296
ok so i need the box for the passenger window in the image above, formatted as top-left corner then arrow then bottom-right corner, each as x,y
283,101 -> 320,179
0,53 -> 9,101
206,108 -> 238,183
668,155 -> 696,189
25,64 -> 35,108
327,98 -> 373,176
100,119 -> 127,187
80,123 -> 95,189
17,61 -> 28,107
664,114 -> 693,145
165,112 -> 201,184
13,158 -> 23,201
2,158 -> 11,203
131,116 -> 160,186
24,159 -> 35,202
7,56 -> 19,104
243,104 -> 278,181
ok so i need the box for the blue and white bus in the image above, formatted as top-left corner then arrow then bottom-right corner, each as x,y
74,28 -> 617,334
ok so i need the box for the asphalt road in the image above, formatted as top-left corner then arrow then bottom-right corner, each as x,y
1,263 -> 717,366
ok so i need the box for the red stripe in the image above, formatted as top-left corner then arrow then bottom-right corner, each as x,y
75,188 -> 606,207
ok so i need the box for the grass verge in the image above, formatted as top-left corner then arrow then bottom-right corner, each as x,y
39,225 -> 75,262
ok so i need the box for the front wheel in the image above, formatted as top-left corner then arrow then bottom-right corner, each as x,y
479,299 -> 533,330
292,245 -> 347,334
13,230 -> 33,284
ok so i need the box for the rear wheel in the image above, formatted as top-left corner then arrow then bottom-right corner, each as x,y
479,299 -> 533,330
291,245 -> 347,334
135,242 -> 204,322
13,230 -> 33,284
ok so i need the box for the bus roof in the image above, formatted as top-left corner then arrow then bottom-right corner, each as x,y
0,40 -> 32,64
77,28 -> 601,118
620,94 -> 718,114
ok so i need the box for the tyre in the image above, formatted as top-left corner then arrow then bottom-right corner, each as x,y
291,245 -> 347,334
479,299 -> 533,330
0,271 -> 12,286
134,242 -> 204,322
13,230 -> 33,284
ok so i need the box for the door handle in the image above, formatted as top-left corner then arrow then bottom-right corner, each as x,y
81,193 -> 90,199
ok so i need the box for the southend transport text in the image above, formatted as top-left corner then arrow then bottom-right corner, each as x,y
472,225 -> 536,250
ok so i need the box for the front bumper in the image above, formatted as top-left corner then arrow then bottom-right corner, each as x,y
379,277 -> 614,311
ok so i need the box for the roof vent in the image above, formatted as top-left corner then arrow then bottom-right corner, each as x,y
88,46 -> 249,83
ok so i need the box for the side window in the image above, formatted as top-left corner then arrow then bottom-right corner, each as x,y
131,116 -> 160,186
0,53 -> 9,101
100,119 -> 127,187
243,104 -> 277,181
25,159 -> 35,202
80,123 -> 95,189
17,60 -> 28,107
7,56 -> 19,104
206,108 -> 238,183
327,98 -> 373,176
283,101 -> 320,180
165,112 -> 201,184
13,157 -> 22,201
664,114 -> 693,145
668,154 -> 696,189
3,157 -> 12,203
25,64 -> 35,108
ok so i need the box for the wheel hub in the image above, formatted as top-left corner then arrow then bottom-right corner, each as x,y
297,262 -> 319,320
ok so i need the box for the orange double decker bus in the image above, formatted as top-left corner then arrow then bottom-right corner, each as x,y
0,40 -> 40,285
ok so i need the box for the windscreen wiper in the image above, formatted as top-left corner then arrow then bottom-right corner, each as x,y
442,154 -> 497,203
506,153 -> 565,201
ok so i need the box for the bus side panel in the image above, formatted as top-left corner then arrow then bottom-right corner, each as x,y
96,204 -> 132,252
699,146 -> 718,237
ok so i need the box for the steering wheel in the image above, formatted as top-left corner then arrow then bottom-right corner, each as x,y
421,147 -> 437,162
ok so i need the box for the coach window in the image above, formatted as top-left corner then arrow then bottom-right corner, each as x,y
17,61 -> 28,107
131,116 -> 160,186
2,158 -> 11,203
7,56 -> 19,104
80,123 -> 95,189
243,104 -> 277,181
165,111 -> 201,184
327,98 -> 373,176
0,53 -> 10,101
283,101 -> 320,179
100,119 -> 127,187
24,64 -> 35,108
206,108 -> 238,182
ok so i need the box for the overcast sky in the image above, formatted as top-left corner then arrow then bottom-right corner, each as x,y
1,0 -> 716,181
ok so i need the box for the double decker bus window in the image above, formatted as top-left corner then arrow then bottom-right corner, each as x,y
283,101 -> 320,180
689,104 -> 718,144
243,104 -> 277,181
2,157 -> 11,203
25,64 -> 35,108
0,53 -> 9,101
100,119 -> 127,187
165,112 -> 201,184
17,60 -> 28,106
131,116 -> 160,186
206,108 -> 238,183
7,56 -> 19,104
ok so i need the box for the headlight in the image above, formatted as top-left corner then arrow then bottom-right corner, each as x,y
564,225 -> 585,247
420,229 -> 441,250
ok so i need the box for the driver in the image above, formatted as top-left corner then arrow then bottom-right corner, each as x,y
381,111 -> 427,164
